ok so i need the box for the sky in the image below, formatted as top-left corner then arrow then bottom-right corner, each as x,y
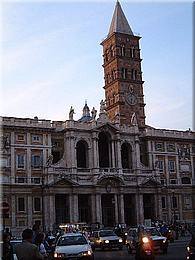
1,0 -> 193,130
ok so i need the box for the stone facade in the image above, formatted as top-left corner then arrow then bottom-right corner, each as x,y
1,2 -> 195,236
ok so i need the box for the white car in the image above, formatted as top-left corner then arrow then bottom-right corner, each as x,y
54,233 -> 94,260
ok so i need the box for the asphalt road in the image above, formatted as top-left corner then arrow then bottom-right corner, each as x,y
94,237 -> 190,260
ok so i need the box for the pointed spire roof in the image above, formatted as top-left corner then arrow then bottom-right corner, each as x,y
108,1 -> 134,36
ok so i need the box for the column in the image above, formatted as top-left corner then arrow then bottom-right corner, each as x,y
116,134 -> 122,169
27,195 -> 33,227
111,141 -> 115,168
157,192 -> 162,221
92,132 -> 99,169
135,193 -> 139,225
135,136 -> 141,169
91,194 -> 96,223
139,194 -> 144,225
70,134 -> 76,168
178,194 -> 183,221
72,194 -> 79,222
69,194 -> 73,223
167,195 -> 172,223
11,195 -> 16,228
119,194 -> 125,223
49,195 -> 55,231
10,132 -> 15,184
165,156 -> 169,184
26,133 -> 31,184
114,194 -> 119,224
148,140 -> 153,169
95,194 -> 102,223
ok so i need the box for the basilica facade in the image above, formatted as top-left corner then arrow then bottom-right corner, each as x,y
1,2 -> 195,236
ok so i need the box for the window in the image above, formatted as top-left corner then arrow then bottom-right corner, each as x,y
161,197 -> 166,209
17,134 -> 25,141
167,143 -> 176,152
18,220 -> 26,227
121,45 -> 125,56
155,142 -> 165,152
131,69 -> 137,80
156,160 -> 164,173
184,195 -> 192,209
168,160 -> 175,172
32,155 -> 42,168
172,196 -> 177,208
34,197 -> 41,212
32,135 -> 41,142
121,68 -> 127,79
130,47 -> 135,58
17,154 -> 25,169
181,177 -> 191,184
170,179 -> 177,184
18,198 -> 25,212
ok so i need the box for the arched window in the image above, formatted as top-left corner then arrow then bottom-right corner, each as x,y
121,143 -> 132,169
76,140 -> 88,168
98,132 -> 111,168
181,177 -> 191,184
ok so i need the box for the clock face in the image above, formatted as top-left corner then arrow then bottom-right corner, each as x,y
126,93 -> 137,105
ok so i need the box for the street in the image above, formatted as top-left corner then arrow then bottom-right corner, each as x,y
94,237 -> 190,260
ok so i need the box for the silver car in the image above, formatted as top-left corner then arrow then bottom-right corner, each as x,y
54,233 -> 94,260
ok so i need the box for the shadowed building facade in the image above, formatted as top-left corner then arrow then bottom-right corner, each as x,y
1,2 -> 194,236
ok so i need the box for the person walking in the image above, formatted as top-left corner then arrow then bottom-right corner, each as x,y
34,232 -> 48,259
15,229 -> 44,260
2,232 -> 14,260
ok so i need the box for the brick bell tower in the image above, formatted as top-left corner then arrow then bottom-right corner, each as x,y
101,1 -> 146,128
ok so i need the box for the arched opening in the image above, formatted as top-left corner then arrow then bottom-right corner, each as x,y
121,143 -> 132,169
76,140 -> 88,168
98,132 -> 111,168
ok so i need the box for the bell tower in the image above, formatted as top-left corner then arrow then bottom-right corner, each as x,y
101,1 -> 146,128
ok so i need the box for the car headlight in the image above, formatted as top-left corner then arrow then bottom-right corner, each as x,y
187,246 -> 190,252
119,238 -> 123,243
163,238 -> 167,243
125,232 -> 128,236
81,250 -> 92,256
54,252 -> 64,258
105,240 -> 109,244
142,237 -> 149,243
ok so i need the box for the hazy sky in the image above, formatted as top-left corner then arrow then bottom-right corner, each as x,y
1,0 -> 193,130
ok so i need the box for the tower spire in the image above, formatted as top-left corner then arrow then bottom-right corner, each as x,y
108,1 -> 133,36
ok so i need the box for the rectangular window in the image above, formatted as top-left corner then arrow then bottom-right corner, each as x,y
18,198 -> 25,212
121,68 -> 127,79
17,154 -> 25,169
32,135 -> 41,142
168,160 -> 175,172
17,134 -> 25,141
34,197 -> 41,212
32,155 -> 42,168
156,160 -> 164,173
172,196 -> 177,208
184,195 -> 192,209
167,143 -> 176,152
155,142 -> 165,152
161,197 -> 166,209
18,220 -> 26,227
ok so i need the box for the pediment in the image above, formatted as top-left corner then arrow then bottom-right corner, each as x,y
95,122 -> 119,133
52,176 -> 78,187
140,177 -> 161,187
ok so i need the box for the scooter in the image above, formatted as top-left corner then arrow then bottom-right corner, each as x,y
135,236 -> 155,260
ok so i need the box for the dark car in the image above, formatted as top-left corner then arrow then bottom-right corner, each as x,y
90,230 -> 123,250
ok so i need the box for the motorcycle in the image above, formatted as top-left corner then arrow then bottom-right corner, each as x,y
186,244 -> 195,260
135,236 -> 155,260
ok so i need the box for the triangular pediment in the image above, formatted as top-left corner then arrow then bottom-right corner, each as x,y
141,177 -> 161,187
95,122 -> 119,133
52,176 -> 78,187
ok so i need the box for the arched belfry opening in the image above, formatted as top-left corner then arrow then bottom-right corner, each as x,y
76,140 -> 88,168
98,132 -> 111,168
121,142 -> 132,169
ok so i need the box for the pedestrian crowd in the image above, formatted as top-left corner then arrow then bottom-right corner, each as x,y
2,224 -> 56,260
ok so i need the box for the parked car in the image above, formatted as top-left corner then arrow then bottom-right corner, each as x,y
54,233 -> 94,260
90,229 -> 123,250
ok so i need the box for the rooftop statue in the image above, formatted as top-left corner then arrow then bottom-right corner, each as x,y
69,106 -> 75,120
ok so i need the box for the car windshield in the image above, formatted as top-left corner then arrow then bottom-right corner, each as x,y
57,236 -> 87,246
99,231 -> 116,237
144,228 -> 161,236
